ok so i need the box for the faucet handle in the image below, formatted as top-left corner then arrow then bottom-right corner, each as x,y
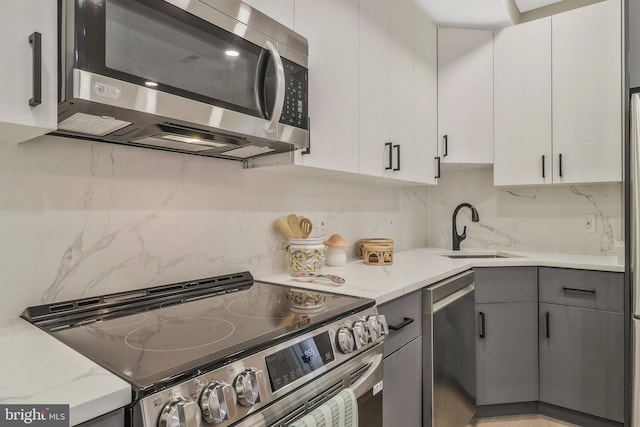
460,225 -> 467,239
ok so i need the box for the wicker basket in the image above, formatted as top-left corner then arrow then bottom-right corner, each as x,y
358,238 -> 393,259
362,243 -> 394,266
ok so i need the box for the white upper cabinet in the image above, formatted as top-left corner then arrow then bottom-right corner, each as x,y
552,0 -> 622,184
294,0 -> 360,174
494,18 -> 552,186
250,0 -> 437,184
493,0 -> 622,186
438,28 -> 493,165
359,0 -> 391,178
0,1 -> 57,144
240,0 -> 295,29
412,9 -> 439,185
360,0 -> 437,184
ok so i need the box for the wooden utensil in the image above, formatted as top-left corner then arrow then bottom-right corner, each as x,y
299,217 -> 313,238
287,214 -> 302,238
273,217 -> 295,238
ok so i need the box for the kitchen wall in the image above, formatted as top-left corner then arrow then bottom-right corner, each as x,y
0,135 -> 428,318
0,137 -> 623,319
427,167 -> 622,254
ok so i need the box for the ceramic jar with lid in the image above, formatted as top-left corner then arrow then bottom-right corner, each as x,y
323,234 -> 349,267
287,237 -> 326,273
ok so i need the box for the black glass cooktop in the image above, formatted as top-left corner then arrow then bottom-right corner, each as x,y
23,273 -> 371,390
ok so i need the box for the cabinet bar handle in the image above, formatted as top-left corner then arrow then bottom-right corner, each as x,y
388,317 -> 414,331
435,157 -> 441,179
545,311 -> 550,338
558,153 -> 563,177
393,144 -> 400,171
443,135 -> 448,157
479,312 -> 486,339
385,142 -> 393,170
542,155 -> 545,178
29,32 -> 42,107
562,286 -> 596,295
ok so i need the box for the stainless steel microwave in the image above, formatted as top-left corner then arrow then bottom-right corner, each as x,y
57,0 -> 309,160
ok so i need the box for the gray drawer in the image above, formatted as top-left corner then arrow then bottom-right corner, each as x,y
538,267 -> 623,313
474,267 -> 538,303
378,290 -> 422,357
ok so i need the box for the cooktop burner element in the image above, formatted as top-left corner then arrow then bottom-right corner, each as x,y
23,272 -> 384,427
124,317 -> 235,352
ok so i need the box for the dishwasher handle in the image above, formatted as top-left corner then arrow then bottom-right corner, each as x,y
432,283 -> 474,313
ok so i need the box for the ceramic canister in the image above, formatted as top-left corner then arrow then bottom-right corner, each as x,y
287,237 -> 326,273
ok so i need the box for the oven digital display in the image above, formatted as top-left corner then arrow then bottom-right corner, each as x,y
265,331 -> 335,391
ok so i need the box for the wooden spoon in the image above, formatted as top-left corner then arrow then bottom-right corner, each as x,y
273,217 -> 294,238
287,214 -> 302,238
299,217 -> 313,238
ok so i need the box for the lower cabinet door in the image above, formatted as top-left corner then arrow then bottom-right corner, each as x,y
476,302 -> 538,405
539,303 -> 624,422
383,336 -> 422,427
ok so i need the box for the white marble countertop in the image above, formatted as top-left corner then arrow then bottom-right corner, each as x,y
257,248 -> 624,305
0,317 -> 131,426
0,248 -> 621,426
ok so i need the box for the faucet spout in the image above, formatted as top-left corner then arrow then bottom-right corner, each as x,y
452,203 -> 480,251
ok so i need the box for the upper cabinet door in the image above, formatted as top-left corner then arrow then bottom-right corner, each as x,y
494,17 -> 552,186
438,28 -> 493,165
358,0 -> 391,178
552,0 -> 622,184
412,8 -> 438,185
294,0 -> 360,174
0,1 -> 57,144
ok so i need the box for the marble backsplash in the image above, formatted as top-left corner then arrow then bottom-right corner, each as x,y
0,135 -> 428,318
427,167 -> 622,255
0,137 -> 623,318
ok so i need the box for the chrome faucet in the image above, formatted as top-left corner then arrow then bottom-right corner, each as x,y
452,203 -> 480,251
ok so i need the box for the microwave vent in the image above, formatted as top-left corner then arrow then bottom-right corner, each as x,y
58,112 -> 131,137
222,146 -> 276,158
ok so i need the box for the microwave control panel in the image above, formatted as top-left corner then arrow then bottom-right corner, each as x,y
281,58 -> 308,130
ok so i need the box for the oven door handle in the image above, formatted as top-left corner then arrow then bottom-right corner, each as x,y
255,41 -> 285,134
349,351 -> 383,399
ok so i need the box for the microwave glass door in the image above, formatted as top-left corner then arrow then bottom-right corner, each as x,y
78,0 -> 278,119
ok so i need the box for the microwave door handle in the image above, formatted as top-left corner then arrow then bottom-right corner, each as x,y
264,41 -> 285,134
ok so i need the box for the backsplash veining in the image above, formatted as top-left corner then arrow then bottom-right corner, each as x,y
427,167 -> 622,255
0,138 -> 623,318
0,136 -> 428,318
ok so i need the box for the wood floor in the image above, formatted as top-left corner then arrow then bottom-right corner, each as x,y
468,414 -> 578,426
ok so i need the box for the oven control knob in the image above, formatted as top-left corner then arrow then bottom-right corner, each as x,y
352,320 -> 370,347
158,398 -> 202,427
337,326 -> 356,353
377,314 -> 390,336
234,368 -> 264,406
367,315 -> 382,340
200,381 -> 236,424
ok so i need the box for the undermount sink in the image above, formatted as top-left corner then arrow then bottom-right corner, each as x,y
442,252 -> 521,259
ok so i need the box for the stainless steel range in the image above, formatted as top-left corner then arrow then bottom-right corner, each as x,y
23,272 -> 386,427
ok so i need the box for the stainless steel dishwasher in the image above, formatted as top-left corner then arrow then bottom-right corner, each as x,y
423,270 -> 476,427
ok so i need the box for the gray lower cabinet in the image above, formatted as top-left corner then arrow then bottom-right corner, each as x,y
539,303 -> 624,422
538,267 -> 624,423
474,267 -> 538,406
382,336 -> 422,427
476,302 -> 538,405
378,290 -> 422,427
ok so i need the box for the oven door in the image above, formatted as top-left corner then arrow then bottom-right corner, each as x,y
61,0 -> 308,138
236,344 -> 383,427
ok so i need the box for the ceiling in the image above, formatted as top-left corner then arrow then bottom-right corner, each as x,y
414,0 -> 565,29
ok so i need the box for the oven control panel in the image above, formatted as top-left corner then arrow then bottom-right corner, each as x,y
136,308 -> 387,427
